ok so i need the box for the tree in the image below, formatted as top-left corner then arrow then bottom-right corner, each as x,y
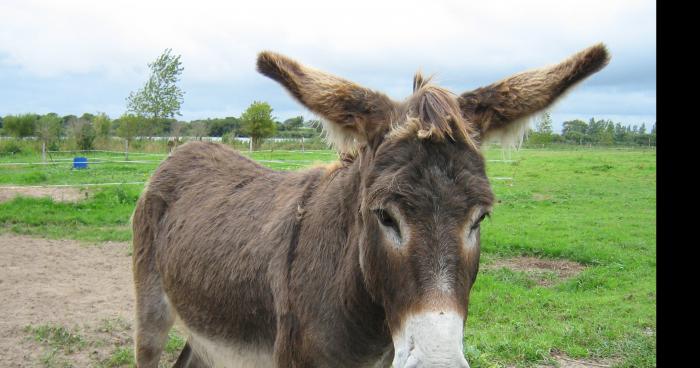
35,113 -> 62,160
61,115 -> 77,131
80,112 -> 96,122
117,114 -> 140,159
600,121 -> 614,145
240,101 -> 276,150
528,112 -> 553,145
190,121 -> 209,141
68,117 -> 96,151
3,114 -> 37,138
562,119 -> 588,144
535,112 -> 553,134
204,117 -> 240,137
639,123 -> 647,135
284,116 -> 305,130
126,48 -> 185,137
93,112 -> 111,143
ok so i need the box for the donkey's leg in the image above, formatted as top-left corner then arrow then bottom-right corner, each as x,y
133,194 -> 174,368
134,275 -> 175,368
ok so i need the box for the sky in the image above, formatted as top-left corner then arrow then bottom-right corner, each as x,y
0,0 -> 656,133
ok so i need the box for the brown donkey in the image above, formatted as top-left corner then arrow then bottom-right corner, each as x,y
132,44 -> 610,368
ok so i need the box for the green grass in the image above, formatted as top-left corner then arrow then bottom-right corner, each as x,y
0,186 -> 141,241
26,324 -> 87,354
4,147 -> 656,367
23,319 -> 185,368
467,148 -> 655,367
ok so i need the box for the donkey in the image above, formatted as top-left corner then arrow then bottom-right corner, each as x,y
132,44 -> 609,368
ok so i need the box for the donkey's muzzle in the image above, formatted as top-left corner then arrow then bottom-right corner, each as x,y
391,311 -> 470,368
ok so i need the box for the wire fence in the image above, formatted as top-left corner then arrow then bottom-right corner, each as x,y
1,148 -> 517,188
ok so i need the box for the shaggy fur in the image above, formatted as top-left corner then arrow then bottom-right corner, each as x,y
458,43 -> 610,146
133,44 -> 610,367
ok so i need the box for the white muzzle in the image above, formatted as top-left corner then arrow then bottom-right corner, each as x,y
391,311 -> 470,368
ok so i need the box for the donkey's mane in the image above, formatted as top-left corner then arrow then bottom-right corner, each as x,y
388,73 -> 478,151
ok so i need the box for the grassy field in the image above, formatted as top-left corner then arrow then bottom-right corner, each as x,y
0,146 -> 656,367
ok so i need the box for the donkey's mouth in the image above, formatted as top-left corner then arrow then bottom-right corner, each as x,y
391,311 -> 470,368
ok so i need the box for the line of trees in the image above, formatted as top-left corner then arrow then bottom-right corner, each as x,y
526,113 -> 656,147
0,110 -> 322,147
0,110 -> 658,150
0,49 -> 323,155
0,49 -> 654,153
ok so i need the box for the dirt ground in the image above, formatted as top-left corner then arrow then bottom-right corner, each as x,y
0,187 -> 88,203
0,234 -> 609,367
0,234 -> 137,367
482,256 -> 586,286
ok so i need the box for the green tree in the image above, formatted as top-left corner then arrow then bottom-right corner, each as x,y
562,119 -> 588,144
190,121 -> 209,140
126,48 -> 185,138
93,112 -> 112,143
36,113 -> 62,160
117,114 -> 141,159
639,123 -> 647,135
535,112 -> 553,134
61,115 -> 77,131
80,112 -> 96,122
68,117 -> 96,150
200,117 -> 241,137
3,114 -> 37,138
284,116 -> 305,130
529,112 -> 553,145
600,120 -> 614,145
240,101 -> 276,150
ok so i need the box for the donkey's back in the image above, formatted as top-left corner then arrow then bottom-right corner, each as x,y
132,141 -> 321,367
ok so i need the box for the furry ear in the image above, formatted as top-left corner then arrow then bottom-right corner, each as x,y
458,43 -> 611,148
257,51 -> 396,153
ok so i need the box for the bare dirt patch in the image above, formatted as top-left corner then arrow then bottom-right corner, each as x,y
482,256 -> 586,286
0,234 -> 181,367
532,193 -> 553,201
0,186 -> 88,203
536,351 -> 620,367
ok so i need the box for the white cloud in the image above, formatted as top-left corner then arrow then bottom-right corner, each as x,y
1,0 -> 654,80
0,0 -> 655,121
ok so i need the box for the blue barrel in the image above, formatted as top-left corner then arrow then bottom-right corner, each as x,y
73,157 -> 88,169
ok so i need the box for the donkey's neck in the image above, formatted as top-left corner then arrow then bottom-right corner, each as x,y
297,158 -> 390,357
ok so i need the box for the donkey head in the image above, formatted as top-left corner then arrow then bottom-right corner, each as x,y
258,45 -> 609,368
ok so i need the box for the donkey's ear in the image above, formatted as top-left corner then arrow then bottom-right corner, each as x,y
458,43 -> 610,147
257,51 -> 396,153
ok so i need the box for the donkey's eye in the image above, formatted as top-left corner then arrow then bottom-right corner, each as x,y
375,209 -> 402,236
374,209 -> 404,246
471,213 -> 488,231
376,209 -> 397,229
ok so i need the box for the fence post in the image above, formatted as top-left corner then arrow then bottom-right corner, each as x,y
301,136 -> 305,152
